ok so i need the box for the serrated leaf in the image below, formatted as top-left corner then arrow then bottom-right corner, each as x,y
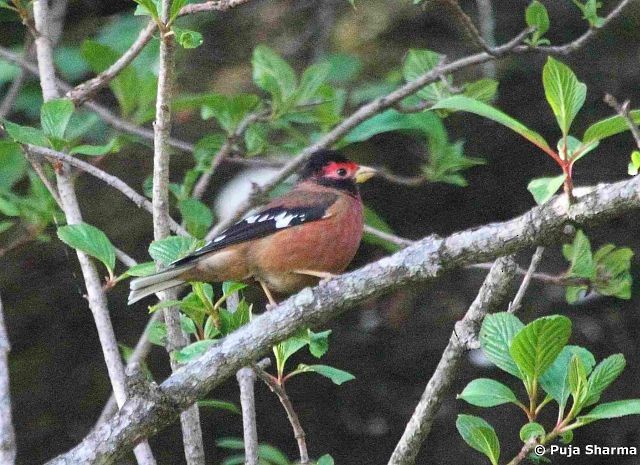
3,120 -> 49,147
527,175 -> 566,205
180,314 -> 197,335
456,414 -> 500,465
431,96 -> 552,153
57,222 -> 116,276
125,261 -> 156,277
294,364 -> 355,385
542,57 -> 586,136
0,140 -> 27,192
402,49 -> 450,102
457,378 -> 520,407
584,354 -> 626,406
174,28 -> 204,49
344,109 -> 444,144
509,315 -> 572,381
583,110 -> 640,143
132,0 -> 159,19
173,339 -> 217,364
578,399 -> 640,424
520,422 -> 545,442
525,1 -> 550,45
201,94 -> 259,134
540,345 -> 595,409
294,63 -> 330,105
463,79 -> 498,103
69,138 -> 119,156
169,0 -> 188,19
148,236 -> 197,266
197,399 -> 240,414
41,98 -> 74,141
563,230 -> 594,279
252,45 -> 297,111
178,198 -> 213,239
479,312 -> 525,378
147,321 -> 167,346
222,281 -> 248,296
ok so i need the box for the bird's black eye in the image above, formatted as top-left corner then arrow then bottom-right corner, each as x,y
336,168 -> 347,177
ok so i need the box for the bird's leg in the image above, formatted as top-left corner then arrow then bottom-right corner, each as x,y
293,269 -> 339,283
258,280 -> 278,310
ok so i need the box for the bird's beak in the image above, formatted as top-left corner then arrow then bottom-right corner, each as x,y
354,165 -> 377,183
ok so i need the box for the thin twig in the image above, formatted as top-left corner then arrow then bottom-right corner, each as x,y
152,2 -> 205,463
254,365 -> 310,465
441,0 -> 494,55
604,94 -> 640,150
506,438 -> 538,465
508,246 -> 544,313
387,257 -> 518,465
237,366 -> 260,465
24,145 -> 187,236
0,292 -> 16,465
31,2 -> 157,464
192,110 -> 268,200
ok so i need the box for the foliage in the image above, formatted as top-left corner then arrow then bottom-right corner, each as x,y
457,313 -> 640,464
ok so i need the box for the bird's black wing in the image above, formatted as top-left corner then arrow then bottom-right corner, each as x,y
171,202 -> 333,267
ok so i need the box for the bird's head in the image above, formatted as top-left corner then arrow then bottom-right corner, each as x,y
299,150 -> 377,193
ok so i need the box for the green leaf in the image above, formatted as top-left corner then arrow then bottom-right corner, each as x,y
197,399 -> 240,414
593,245 -> 633,299
509,315 -> 572,381
41,98 -> 75,141
252,45 -> 297,111
201,94 -> 260,134
294,63 -> 330,105
527,175 -> 566,205
323,53 -> 362,83
308,329 -> 331,358
463,79 -> 498,104
148,236 -> 198,266
425,138 -> 484,187
258,444 -> 290,465
0,221 -> 13,234
584,354 -> 626,406
572,0 -> 605,27
174,28 -> 204,49
430,96 -> 552,153
0,140 -> 27,192
125,261 -> 156,277
568,354 -> 589,408
540,345 -> 595,408
583,110 -> 640,143
222,281 -> 248,296
577,399 -> 640,424
520,422 -> 545,442
147,321 -> 167,346
57,222 -> 116,276
169,0 -> 188,19
294,364 -> 355,385
3,120 -> 49,147
402,49 -> 451,103
68,138 -> 120,156
317,454 -> 335,465
363,206 -> 400,252
563,230 -> 595,281
178,198 -> 213,239
173,339 -> 217,364
216,437 -> 245,449
542,57 -> 587,136
132,0 -> 159,19
525,1 -> 550,45
479,312 -> 525,378
180,314 -> 197,335
344,109 -> 444,144
455,414 -> 500,465
457,379 -> 520,407
628,150 -> 640,176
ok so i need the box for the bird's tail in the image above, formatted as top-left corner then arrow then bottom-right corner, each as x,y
128,265 -> 191,305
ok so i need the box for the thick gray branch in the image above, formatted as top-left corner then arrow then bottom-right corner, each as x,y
387,256 -> 518,465
45,174 -> 640,465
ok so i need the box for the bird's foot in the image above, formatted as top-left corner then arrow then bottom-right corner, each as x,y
294,269 -> 339,284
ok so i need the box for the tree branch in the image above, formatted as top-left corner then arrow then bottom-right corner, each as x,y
0,293 -> 16,465
45,173 -> 640,465
236,367 -> 260,465
31,2 -> 157,464
24,145 -> 187,236
604,94 -> 640,150
387,256 -> 518,465
508,246 -> 544,313
254,366 -> 309,465
152,2 -> 205,463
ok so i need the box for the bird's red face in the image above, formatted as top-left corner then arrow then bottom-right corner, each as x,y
318,161 -> 377,184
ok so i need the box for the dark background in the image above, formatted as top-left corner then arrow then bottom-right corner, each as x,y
1,0 -> 640,464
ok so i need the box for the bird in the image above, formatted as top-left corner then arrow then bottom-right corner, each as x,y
128,150 -> 377,306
